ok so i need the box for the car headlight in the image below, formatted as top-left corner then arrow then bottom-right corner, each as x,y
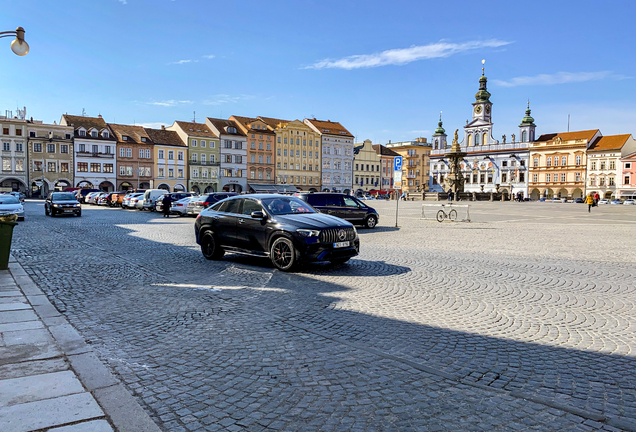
53,204 -> 61,208
352,226 -> 358,235
296,229 -> 321,237
74,204 -> 80,207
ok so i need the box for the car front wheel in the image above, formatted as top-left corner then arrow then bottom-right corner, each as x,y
365,215 -> 378,229
270,237 -> 298,271
200,231 -> 224,260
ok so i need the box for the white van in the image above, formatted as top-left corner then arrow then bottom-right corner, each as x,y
142,189 -> 168,211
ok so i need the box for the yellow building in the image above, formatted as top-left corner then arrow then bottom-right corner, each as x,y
528,129 -> 600,200
145,126 -> 188,192
386,138 -> 432,192
259,117 -> 321,192
353,139 -> 382,194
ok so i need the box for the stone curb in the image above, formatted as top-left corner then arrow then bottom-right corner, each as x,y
7,259 -> 161,432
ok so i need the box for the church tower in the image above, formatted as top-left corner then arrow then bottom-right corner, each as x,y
432,113 -> 447,150
463,60 -> 494,146
518,102 -> 536,143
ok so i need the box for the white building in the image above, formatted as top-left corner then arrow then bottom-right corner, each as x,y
429,70 -> 534,198
587,134 -> 636,199
60,114 -> 117,191
206,118 -> 247,193
304,119 -> 354,193
1,111 -> 29,194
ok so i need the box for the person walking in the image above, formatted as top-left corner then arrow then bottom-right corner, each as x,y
162,195 -> 172,218
585,194 -> 594,213
593,192 -> 600,206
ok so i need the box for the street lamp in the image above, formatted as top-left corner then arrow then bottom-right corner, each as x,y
1,27 -> 29,56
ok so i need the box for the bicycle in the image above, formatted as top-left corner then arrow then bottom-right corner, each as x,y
436,205 -> 457,222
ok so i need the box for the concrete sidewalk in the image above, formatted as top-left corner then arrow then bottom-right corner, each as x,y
0,256 -> 161,432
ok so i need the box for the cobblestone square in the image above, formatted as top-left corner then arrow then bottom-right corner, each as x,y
10,200 -> 636,431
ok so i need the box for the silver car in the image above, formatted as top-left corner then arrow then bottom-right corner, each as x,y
168,197 -> 193,216
122,193 -> 143,209
0,195 -> 25,220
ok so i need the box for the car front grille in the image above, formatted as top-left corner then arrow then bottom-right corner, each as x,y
320,228 -> 356,244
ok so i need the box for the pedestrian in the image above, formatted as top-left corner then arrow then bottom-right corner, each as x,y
593,192 -> 600,206
585,194 -> 594,213
162,195 -> 172,218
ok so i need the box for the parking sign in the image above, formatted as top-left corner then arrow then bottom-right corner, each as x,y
394,156 -> 402,172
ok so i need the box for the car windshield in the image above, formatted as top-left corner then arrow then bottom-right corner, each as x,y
52,193 -> 76,201
0,196 -> 20,204
262,196 -> 316,215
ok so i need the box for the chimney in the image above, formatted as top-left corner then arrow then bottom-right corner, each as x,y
161,125 -> 165,130
389,140 -> 391,144
98,114 -> 102,119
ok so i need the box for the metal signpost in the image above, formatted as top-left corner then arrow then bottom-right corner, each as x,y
393,156 -> 402,227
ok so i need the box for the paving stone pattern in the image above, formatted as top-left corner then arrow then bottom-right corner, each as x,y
10,200 -> 636,431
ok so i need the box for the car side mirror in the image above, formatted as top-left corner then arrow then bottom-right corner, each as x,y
251,211 -> 266,219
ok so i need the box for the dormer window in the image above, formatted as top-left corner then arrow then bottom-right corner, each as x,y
141,137 -> 147,142
79,129 -> 86,137
102,131 -> 109,138
122,136 -> 128,141
227,127 -> 237,134
91,130 -> 98,138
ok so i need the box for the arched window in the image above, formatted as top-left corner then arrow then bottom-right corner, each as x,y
521,130 -> 527,142
483,132 -> 488,145
434,139 -> 438,150
467,134 -> 472,146
475,133 -> 480,145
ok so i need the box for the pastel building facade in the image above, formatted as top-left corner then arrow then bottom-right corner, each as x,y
618,151 -> 636,199
1,114 -> 29,194
206,118 -> 247,193
353,139 -> 382,194
60,115 -> 117,191
145,126 -> 188,192
26,119 -> 74,197
168,121 -> 220,194
386,138 -> 431,193
108,124 -> 154,191
586,134 -> 636,199
372,144 -> 400,192
304,119 -> 354,193
230,116 -> 276,189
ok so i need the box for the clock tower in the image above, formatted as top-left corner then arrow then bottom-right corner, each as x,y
463,62 -> 494,146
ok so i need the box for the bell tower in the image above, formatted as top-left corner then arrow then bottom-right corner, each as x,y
518,101 -> 536,143
432,112 -> 447,150
464,60 -> 494,146
472,59 -> 493,122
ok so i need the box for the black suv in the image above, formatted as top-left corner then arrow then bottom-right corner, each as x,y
195,194 -> 359,271
295,193 -> 379,228
187,192 -> 238,216
45,192 -> 81,217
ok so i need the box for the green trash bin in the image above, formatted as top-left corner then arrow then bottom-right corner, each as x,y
0,221 -> 18,270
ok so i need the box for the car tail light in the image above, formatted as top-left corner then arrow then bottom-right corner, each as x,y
196,213 -> 202,220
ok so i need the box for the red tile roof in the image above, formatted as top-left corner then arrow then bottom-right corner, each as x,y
372,144 -> 400,157
173,121 -> 217,138
108,124 -> 152,144
587,134 -> 631,151
206,118 -> 246,136
145,128 -> 187,147
536,129 -> 600,143
305,118 -> 353,137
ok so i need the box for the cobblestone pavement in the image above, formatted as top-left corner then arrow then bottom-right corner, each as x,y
9,200 -> 636,431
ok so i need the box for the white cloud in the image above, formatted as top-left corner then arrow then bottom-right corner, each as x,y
202,54 -> 215,59
493,71 -> 630,87
147,100 -> 193,107
137,122 -> 167,129
118,0 -> 127,4
167,59 -> 198,65
306,39 -> 512,70
202,94 -> 255,105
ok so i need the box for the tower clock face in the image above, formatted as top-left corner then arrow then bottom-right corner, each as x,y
485,105 -> 491,114
474,106 -> 482,114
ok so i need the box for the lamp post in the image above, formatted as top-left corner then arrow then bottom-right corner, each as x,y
1,27 -> 29,56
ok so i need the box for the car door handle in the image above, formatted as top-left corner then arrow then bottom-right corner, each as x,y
238,218 -> 245,224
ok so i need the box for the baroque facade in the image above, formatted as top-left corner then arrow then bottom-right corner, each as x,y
145,126 -> 188,192
168,121 -> 219,194
304,119 -> 354,193
386,138 -> 431,193
206,118 -> 247,193
586,134 -> 636,199
353,139 -> 381,194
1,113 -> 29,194
230,116 -> 276,189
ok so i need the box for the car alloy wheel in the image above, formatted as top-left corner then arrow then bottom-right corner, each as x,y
365,215 -> 377,229
200,231 -> 224,260
270,237 -> 297,271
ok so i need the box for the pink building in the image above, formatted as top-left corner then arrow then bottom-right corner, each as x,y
619,151 -> 636,199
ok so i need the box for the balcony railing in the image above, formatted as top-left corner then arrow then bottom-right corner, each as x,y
431,141 -> 529,156
189,160 -> 220,166
77,151 -> 114,158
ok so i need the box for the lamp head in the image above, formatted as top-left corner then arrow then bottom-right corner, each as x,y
11,27 -> 29,56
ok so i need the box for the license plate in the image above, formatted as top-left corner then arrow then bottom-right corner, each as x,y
64,209 -> 74,213
334,241 -> 349,248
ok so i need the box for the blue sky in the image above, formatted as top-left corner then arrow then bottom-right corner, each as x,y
2,0 -> 635,144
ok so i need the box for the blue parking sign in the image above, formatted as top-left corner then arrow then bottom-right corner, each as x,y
394,156 -> 402,172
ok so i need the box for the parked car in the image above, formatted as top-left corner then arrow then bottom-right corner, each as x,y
186,193 -> 238,216
44,192 -> 81,217
598,199 -> 610,205
155,192 -> 196,212
295,193 -> 379,229
550,197 -> 565,203
0,195 -> 25,220
195,194 -> 359,271
610,199 -> 622,205
97,192 -> 112,206
538,198 -> 547,202
108,192 -> 127,207
85,192 -> 102,205
8,191 -> 26,203
623,199 -> 635,205
141,189 -> 169,211
573,198 -> 584,203
122,193 -> 144,209
75,189 -> 100,203
169,197 -> 193,216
